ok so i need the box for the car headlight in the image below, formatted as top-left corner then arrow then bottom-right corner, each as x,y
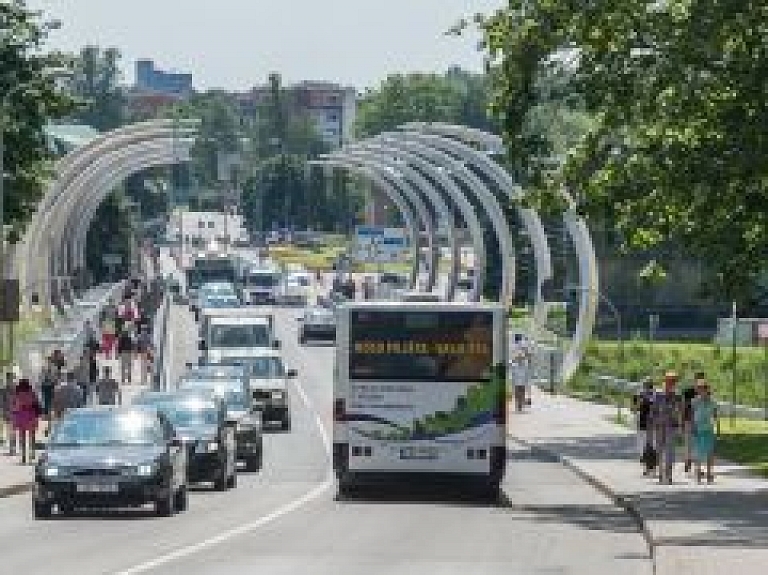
206,441 -> 219,452
271,391 -> 285,401
43,466 -> 59,478
137,464 -> 155,477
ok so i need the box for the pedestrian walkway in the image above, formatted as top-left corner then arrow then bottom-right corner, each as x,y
0,356 -> 149,498
510,388 -> 768,575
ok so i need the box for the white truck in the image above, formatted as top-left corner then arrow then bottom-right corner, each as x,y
333,301 -> 508,497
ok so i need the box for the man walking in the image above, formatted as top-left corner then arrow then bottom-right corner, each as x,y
653,372 -> 684,484
52,372 -> 84,421
96,366 -> 121,406
117,327 -> 135,385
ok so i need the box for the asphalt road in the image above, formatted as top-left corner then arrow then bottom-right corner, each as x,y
0,280 -> 652,574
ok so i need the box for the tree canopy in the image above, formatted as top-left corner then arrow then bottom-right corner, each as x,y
477,0 -> 768,304
0,0 -> 74,241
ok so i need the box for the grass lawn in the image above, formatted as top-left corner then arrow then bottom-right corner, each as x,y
716,418 -> 768,478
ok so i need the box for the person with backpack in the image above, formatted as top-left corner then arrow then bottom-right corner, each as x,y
11,379 -> 41,464
653,371 -> 684,484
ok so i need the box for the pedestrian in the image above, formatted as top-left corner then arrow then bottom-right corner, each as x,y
95,366 -> 121,406
39,359 -> 57,425
510,355 -> 528,412
136,325 -> 154,386
653,371 -> 684,484
1,371 -> 16,456
632,377 -> 657,476
681,372 -> 701,473
52,372 -> 84,420
101,315 -> 117,359
117,327 -> 135,384
50,348 -> 66,377
691,380 -> 719,484
10,379 -> 41,464
75,351 -> 91,405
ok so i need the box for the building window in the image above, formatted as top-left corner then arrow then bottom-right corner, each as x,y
207,221 -> 215,228
197,221 -> 205,229
327,113 -> 338,122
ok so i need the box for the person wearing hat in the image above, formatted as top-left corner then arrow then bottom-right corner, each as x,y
691,379 -> 719,483
653,371 -> 684,484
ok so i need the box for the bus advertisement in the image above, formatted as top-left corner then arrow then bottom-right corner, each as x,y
333,302 -> 507,496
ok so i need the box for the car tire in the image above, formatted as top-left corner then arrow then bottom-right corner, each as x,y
174,485 -> 188,512
155,490 -> 175,517
214,468 -> 228,491
33,500 -> 53,520
226,471 -> 237,489
245,451 -> 262,472
282,418 -> 291,432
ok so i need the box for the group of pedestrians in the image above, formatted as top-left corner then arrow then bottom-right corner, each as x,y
0,278 -> 158,465
633,371 -> 720,484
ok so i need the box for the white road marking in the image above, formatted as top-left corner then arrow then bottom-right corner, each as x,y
116,345 -> 333,575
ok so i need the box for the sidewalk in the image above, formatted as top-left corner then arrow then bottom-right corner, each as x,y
0,356 -> 149,499
511,388 -> 768,575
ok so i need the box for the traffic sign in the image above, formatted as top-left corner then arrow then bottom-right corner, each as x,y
353,226 -> 408,263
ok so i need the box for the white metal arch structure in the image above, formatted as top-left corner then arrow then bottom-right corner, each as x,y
344,138 -> 488,301
393,130 -> 554,329
342,145 -> 459,299
404,122 -> 599,383
15,120 -> 197,309
330,152 -> 438,292
56,140 -> 194,284
312,161 -> 421,290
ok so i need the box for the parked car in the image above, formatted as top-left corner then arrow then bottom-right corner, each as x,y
298,307 -> 336,344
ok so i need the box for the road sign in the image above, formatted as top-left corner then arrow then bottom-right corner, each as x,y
353,226 -> 408,263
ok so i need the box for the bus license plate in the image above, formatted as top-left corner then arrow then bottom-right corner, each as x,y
399,446 -> 438,460
76,483 -> 118,493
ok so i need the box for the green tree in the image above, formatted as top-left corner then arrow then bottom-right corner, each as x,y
477,0 -> 768,305
69,45 -> 124,131
0,1 -> 74,240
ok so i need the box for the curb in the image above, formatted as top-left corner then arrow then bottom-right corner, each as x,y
511,435 -> 657,574
0,482 -> 33,499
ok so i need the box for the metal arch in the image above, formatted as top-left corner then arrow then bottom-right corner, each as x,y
61,141 -> 193,280
16,122 -> 197,308
390,132 -> 516,305
405,122 -> 599,383
394,129 -> 554,337
56,138 -> 193,279
333,151 -> 439,292
67,142 -> 194,277
342,145 -> 459,299
314,161 -> 421,291
355,137 -> 487,302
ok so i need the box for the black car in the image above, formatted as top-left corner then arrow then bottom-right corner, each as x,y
177,377 -> 263,471
298,307 -> 336,344
33,407 -> 188,518
133,391 -> 238,489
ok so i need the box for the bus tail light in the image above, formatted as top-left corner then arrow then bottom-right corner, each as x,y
334,399 -> 346,422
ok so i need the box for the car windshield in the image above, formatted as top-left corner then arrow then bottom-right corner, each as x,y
247,273 -> 279,287
49,411 -> 163,447
246,356 -> 285,378
203,296 -> 239,308
209,324 -> 270,347
179,382 -> 248,409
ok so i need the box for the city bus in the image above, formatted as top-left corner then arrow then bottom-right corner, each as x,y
185,251 -> 237,307
333,301 -> 508,496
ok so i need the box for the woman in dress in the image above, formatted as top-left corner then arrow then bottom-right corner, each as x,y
11,379 -> 41,464
691,381 -> 719,483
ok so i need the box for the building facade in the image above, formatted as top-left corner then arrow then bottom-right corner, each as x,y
135,59 -> 193,97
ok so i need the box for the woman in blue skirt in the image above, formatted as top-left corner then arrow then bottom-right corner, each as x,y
691,382 -> 719,483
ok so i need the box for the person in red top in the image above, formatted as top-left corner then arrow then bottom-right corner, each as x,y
11,379 -> 41,464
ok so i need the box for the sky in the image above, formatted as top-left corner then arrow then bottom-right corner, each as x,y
28,0 -> 505,91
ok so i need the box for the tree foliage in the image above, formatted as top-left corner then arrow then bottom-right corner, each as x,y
0,0 -> 74,240
477,0 -> 768,304
69,45 -> 124,131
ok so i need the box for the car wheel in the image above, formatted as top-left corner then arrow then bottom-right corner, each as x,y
214,468 -> 228,491
155,490 -> 175,517
245,451 -> 262,472
298,335 -> 306,345
33,500 -> 53,519
58,502 -> 74,516
282,418 -> 291,432
226,471 -> 237,489
174,485 -> 188,512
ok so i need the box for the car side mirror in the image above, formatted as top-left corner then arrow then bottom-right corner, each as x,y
286,369 -> 298,378
272,340 -> 282,349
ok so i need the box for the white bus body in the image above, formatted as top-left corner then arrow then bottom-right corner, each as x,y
333,301 -> 508,494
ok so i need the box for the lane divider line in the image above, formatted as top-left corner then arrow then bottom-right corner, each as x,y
116,349 -> 333,575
